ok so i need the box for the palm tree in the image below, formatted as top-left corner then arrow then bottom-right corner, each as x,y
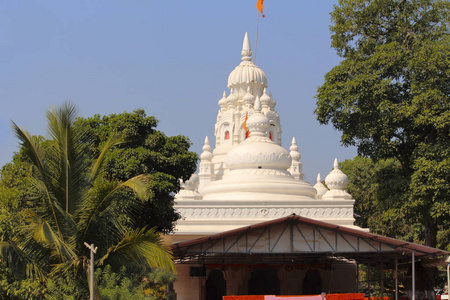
1,102 -> 174,297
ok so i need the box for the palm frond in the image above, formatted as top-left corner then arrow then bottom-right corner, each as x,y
118,174 -> 149,200
77,175 -> 149,239
12,122 -> 47,182
51,255 -> 88,278
12,123 -> 67,240
90,132 -> 123,182
22,209 -> 76,262
27,175 -> 81,243
0,241 -> 26,275
46,102 -> 91,215
98,227 -> 175,272
1,240 -> 48,281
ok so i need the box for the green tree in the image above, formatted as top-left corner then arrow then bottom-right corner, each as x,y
0,103 -> 174,299
315,0 -> 450,247
73,109 -> 198,233
0,157 -> 32,243
341,156 -> 416,241
95,265 -> 177,300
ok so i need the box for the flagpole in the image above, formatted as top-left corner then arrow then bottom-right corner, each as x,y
254,11 -> 260,63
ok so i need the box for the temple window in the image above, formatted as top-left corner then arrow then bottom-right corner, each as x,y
224,131 -> 230,140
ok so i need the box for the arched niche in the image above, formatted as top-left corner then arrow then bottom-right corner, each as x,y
219,122 -> 232,146
248,267 -> 280,295
205,270 -> 226,300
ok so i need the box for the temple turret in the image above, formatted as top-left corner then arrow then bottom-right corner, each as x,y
322,158 -> 353,200
198,137 -> 215,193
289,137 -> 304,180
314,173 -> 329,199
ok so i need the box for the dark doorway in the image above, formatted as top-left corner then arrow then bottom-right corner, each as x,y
205,270 -> 226,300
248,268 -> 280,295
302,269 -> 322,294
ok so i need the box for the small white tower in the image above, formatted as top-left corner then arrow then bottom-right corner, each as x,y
313,173 -> 329,199
198,136 -> 214,193
322,158 -> 353,200
289,137 -> 304,180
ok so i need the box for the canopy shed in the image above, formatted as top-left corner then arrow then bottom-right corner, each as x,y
171,214 -> 449,299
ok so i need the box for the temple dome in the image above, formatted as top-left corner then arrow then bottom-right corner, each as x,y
202,97 -> 316,200
325,158 -> 349,190
226,96 -> 291,170
227,32 -> 267,98
218,91 -> 227,108
314,173 -> 328,199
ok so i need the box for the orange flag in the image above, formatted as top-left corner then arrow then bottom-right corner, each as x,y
243,112 -> 248,131
257,0 -> 265,17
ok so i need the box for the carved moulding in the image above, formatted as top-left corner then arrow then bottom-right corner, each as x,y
176,207 -> 354,220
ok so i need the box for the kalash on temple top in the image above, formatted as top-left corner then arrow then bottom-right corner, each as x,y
172,33 -> 360,239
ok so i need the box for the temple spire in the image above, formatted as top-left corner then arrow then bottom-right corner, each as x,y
241,32 -> 252,61
334,158 -> 339,169
254,95 -> 261,111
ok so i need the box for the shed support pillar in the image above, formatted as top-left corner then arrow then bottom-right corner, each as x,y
395,256 -> 398,300
412,252 -> 415,300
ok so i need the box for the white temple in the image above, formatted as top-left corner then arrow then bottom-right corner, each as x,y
171,32 -> 358,243
168,33 -> 450,300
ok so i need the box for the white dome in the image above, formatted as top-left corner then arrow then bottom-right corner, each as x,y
243,87 -> 255,105
260,88 -> 271,107
226,96 -> 291,170
314,173 -> 328,199
325,158 -> 348,190
200,136 -> 213,161
226,90 -> 238,106
322,158 -> 353,200
226,137 -> 291,170
218,91 -> 227,108
227,32 -> 267,98
228,63 -> 267,89
289,137 -> 301,161
188,173 -> 199,185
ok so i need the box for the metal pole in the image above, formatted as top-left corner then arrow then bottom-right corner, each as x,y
90,246 -> 94,300
395,256 -> 398,300
356,263 -> 359,293
84,242 -> 98,300
447,262 -> 450,298
412,252 -> 415,300
380,262 -> 384,300
254,11 -> 260,63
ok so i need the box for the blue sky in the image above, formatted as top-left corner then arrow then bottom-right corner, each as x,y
0,0 -> 357,183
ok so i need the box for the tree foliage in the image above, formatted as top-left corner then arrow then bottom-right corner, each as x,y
316,0 -> 450,247
341,157 -> 417,242
95,265 -> 177,300
73,109 -> 198,232
0,103 -> 175,299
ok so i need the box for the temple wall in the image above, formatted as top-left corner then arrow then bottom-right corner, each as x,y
173,262 -> 357,300
173,264 -> 204,300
